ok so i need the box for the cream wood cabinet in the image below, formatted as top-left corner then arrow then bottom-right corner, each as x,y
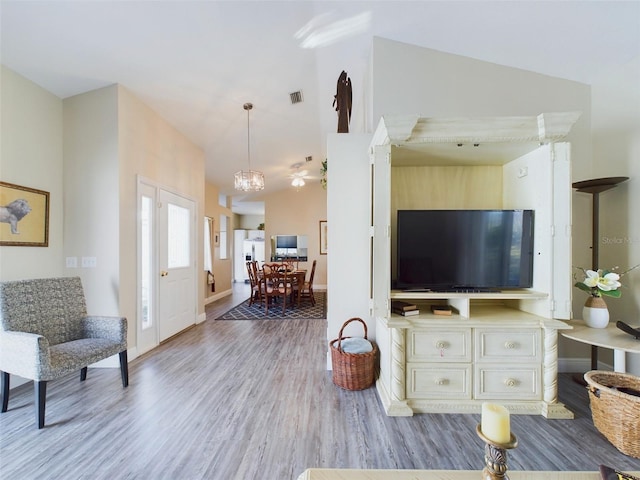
370,114 -> 580,418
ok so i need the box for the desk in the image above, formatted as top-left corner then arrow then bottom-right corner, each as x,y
297,469 -> 640,480
561,320 -> 640,373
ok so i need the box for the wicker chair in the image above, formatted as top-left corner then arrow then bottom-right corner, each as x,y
0,277 -> 128,428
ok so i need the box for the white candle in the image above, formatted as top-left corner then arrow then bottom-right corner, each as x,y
481,402 -> 510,444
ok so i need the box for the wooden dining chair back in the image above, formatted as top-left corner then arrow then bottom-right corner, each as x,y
298,259 -> 317,306
246,261 -> 262,307
261,264 -> 293,316
283,258 -> 298,272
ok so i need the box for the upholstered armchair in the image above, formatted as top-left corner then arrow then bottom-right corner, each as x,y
0,277 -> 128,428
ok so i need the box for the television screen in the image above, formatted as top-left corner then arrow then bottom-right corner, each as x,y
276,235 -> 297,249
396,209 -> 534,291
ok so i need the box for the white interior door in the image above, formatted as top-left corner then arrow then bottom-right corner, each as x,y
158,189 -> 197,341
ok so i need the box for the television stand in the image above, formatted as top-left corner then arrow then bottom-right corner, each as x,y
438,287 -> 500,293
379,289 -> 572,419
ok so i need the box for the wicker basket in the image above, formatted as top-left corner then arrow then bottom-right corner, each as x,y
330,318 -> 378,390
584,370 -> 640,458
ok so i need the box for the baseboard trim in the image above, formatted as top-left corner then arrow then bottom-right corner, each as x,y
205,288 -> 232,305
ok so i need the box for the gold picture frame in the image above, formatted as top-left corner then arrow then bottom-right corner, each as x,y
0,181 -> 49,247
319,220 -> 327,255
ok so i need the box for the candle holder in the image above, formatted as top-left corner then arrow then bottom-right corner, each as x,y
476,424 -> 518,480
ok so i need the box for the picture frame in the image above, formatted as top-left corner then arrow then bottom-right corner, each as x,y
319,220 -> 327,255
0,181 -> 49,247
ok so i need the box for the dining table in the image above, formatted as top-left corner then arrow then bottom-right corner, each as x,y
263,262 -> 307,307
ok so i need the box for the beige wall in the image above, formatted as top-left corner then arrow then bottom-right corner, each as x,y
264,181 -> 327,286
63,86 -> 120,317
0,66 -> 64,281
590,56 -> 640,374
118,85 -> 206,334
237,214 -> 264,230
63,85 -> 206,350
204,181 -> 234,301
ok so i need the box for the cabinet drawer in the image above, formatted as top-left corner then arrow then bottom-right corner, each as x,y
474,364 -> 541,400
408,328 -> 471,363
407,363 -> 472,399
474,328 -> 540,362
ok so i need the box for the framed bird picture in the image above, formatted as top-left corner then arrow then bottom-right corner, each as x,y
0,181 -> 49,247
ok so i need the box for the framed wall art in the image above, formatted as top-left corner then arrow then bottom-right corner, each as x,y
319,220 -> 327,255
0,181 -> 49,247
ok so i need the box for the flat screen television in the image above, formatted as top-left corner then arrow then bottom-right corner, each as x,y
276,235 -> 297,249
396,209 -> 534,291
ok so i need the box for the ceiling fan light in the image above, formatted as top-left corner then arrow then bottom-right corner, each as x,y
291,177 -> 305,188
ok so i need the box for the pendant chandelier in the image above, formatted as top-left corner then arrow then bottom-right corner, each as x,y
234,102 -> 265,192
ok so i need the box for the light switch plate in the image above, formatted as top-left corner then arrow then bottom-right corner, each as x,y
81,256 -> 97,268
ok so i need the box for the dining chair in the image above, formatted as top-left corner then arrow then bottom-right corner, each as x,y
246,261 -> 262,307
261,264 -> 293,315
283,258 -> 298,272
296,259 -> 317,306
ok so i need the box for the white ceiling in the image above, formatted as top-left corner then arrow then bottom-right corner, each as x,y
2,1 -> 639,215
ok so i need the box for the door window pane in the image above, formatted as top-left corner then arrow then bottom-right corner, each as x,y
168,203 -> 190,268
141,195 -> 153,329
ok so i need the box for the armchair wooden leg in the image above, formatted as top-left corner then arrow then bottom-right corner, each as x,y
119,350 -> 129,388
35,380 -> 47,429
80,367 -> 88,381
1,371 -> 9,413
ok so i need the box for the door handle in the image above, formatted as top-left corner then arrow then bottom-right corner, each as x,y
160,271 -> 169,277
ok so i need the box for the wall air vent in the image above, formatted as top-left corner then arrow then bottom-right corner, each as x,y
289,91 -> 303,104
305,156 -> 313,163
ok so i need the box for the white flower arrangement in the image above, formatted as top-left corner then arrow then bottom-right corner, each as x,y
574,265 -> 639,298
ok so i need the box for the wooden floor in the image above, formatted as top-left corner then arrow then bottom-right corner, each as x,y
1,283 -> 638,479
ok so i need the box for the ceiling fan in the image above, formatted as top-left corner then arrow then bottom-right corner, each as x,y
288,161 -> 315,190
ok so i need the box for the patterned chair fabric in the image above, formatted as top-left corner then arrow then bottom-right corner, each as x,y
0,276 -> 128,428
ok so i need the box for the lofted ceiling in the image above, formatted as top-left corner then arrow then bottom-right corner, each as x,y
2,1 -> 639,215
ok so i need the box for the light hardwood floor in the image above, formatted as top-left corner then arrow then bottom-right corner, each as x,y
1,283 -> 638,479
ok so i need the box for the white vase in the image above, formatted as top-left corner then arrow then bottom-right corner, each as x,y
583,296 -> 609,328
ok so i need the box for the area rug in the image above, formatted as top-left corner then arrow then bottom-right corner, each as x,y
216,292 -> 326,320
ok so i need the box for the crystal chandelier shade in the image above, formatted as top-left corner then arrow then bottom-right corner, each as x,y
234,102 -> 265,192
235,169 -> 265,191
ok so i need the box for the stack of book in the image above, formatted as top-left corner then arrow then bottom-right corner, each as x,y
391,300 -> 419,316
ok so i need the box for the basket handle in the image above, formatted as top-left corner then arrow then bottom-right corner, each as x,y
335,317 -> 368,351
587,385 -> 601,398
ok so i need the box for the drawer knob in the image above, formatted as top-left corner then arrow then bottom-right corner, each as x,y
435,341 -> 447,349
505,378 -> 518,387
435,378 -> 448,386
504,341 -> 517,349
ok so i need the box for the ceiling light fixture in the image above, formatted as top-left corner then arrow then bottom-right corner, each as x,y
234,102 -> 265,192
291,163 -> 306,190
